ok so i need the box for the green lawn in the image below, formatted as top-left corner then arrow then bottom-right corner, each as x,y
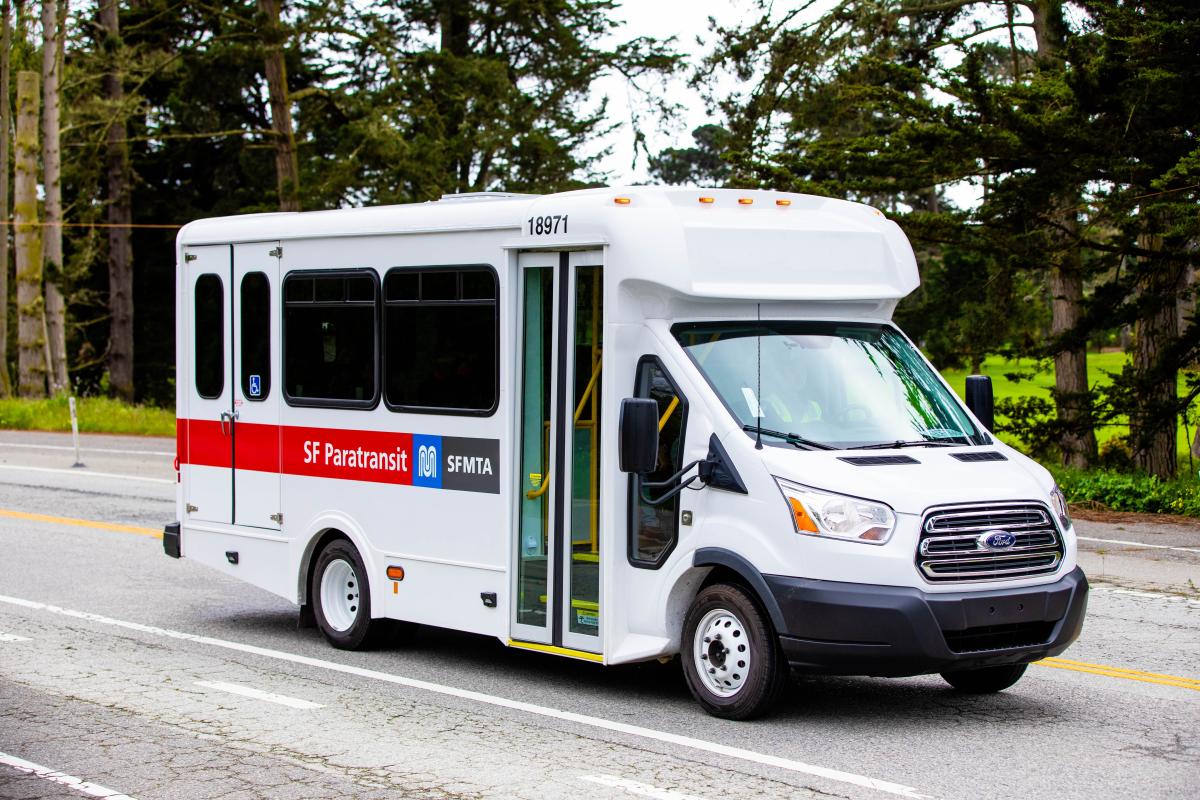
0,396 -> 175,437
939,352 -> 1197,468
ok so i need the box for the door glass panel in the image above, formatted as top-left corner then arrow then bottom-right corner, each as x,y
631,361 -> 686,565
240,272 -> 271,400
568,266 -> 602,636
195,274 -> 224,399
517,267 -> 554,628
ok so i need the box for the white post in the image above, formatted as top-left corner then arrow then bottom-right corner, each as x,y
69,396 -> 84,467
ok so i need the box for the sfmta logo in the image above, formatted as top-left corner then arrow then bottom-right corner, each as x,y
417,444 -> 438,479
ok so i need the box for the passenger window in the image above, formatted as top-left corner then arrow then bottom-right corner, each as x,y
194,273 -> 224,399
630,358 -> 688,567
383,267 -> 498,414
283,272 -> 378,405
240,272 -> 271,400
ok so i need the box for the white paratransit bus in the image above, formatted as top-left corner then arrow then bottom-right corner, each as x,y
164,186 -> 1088,719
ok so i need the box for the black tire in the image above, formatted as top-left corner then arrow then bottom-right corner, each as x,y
681,583 -> 787,720
311,539 -> 382,650
941,663 -> 1028,693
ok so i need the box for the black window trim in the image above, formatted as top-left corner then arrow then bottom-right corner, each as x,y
194,271 -> 225,400
281,268 -> 381,410
381,263 -> 500,418
627,354 -> 689,570
239,270 -> 272,403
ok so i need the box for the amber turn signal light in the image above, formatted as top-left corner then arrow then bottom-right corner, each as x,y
386,565 -> 406,581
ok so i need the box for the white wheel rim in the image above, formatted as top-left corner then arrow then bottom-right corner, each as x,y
693,607 -> 751,697
320,558 -> 360,633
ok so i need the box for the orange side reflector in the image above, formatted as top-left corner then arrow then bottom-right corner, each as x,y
699,196 -> 715,204
776,199 -> 792,206
386,565 -> 405,581
392,582 -> 398,594
738,197 -> 753,205
614,196 -> 632,205
787,497 -> 819,533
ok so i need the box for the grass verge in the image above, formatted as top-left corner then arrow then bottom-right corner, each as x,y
0,396 -> 174,437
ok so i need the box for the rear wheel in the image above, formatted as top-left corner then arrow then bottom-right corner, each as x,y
941,663 -> 1028,693
312,539 -> 382,650
681,583 -> 787,720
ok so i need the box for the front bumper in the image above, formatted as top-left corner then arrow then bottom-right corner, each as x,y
766,566 -> 1088,677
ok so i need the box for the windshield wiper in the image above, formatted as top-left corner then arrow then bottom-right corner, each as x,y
742,424 -> 834,451
847,439 -> 960,450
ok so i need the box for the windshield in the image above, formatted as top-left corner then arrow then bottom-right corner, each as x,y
673,321 -> 983,449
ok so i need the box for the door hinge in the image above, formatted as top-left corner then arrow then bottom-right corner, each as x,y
184,253 -> 197,262
268,246 -> 282,258
186,504 -> 198,513
270,513 -> 283,524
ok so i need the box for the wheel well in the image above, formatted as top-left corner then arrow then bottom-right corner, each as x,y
299,528 -> 350,606
695,564 -> 783,636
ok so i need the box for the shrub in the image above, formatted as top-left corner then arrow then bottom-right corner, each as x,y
1053,468 -> 1200,517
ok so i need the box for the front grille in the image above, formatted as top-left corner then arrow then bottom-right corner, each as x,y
918,503 -> 1064,583
944,621 -> 1057,653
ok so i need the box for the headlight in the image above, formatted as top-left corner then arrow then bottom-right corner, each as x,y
1050,484 -> 1071,530
775,478 -> 896,545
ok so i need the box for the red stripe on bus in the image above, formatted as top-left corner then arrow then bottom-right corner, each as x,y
178,418 -> 415,486
184,418 -> 233,469
235,421 -> 281,472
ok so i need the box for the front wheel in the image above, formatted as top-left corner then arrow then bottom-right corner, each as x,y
311,539 -> 382,650
681,583 -> 787,720
941,663 -> 1028,693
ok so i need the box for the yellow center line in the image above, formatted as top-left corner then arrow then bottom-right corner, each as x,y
0,508 -> 161,539
1034,657 -> 1200,691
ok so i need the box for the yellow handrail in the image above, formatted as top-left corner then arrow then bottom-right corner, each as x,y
525,358 -> 603,500
658,396 -> 679,431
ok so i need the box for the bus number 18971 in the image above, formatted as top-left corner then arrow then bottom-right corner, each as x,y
527,214 -> 567,236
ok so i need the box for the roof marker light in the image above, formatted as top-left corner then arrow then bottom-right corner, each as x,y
738,198 -> 753,205
699,196 -> 715,204
614,196 -> 631,205
776,199 -> 792,207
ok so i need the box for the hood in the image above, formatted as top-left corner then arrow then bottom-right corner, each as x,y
753,443 -> 1054,516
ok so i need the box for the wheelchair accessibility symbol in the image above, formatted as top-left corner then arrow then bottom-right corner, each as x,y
249,374 -> 261,397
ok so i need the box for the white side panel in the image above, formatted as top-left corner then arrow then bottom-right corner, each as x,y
180,525 -> 291,599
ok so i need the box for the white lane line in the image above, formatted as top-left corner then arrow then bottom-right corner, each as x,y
581,774 -> 706,799
0,632 -> 31,642
0,464 -> 173,485
0,751 -> 140,800
0,442 -> 174,457
195,680 -> 324,709
0,594 -> 927,799
1077,535 -> 1200,554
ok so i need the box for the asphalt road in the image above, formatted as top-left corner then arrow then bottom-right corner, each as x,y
0,430 -> 1197,800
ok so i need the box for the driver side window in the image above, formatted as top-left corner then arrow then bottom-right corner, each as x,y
629,357 -> 688,568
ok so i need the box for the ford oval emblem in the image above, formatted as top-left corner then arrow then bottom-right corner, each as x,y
980,530 -> 1017,550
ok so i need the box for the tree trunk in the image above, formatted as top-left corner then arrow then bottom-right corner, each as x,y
1130,227 -> 1184,479
258,0 -> 300,212
14,70 -> 46,397
1049,250 -> 1096,468
41,0 -> 68,393
100,0 -> 134,402
0,0 -> 13,397
1033,0 -> 1097,468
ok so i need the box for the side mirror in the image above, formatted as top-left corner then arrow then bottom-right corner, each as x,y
965,375 -> 994,432
619,397 -> 659,474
